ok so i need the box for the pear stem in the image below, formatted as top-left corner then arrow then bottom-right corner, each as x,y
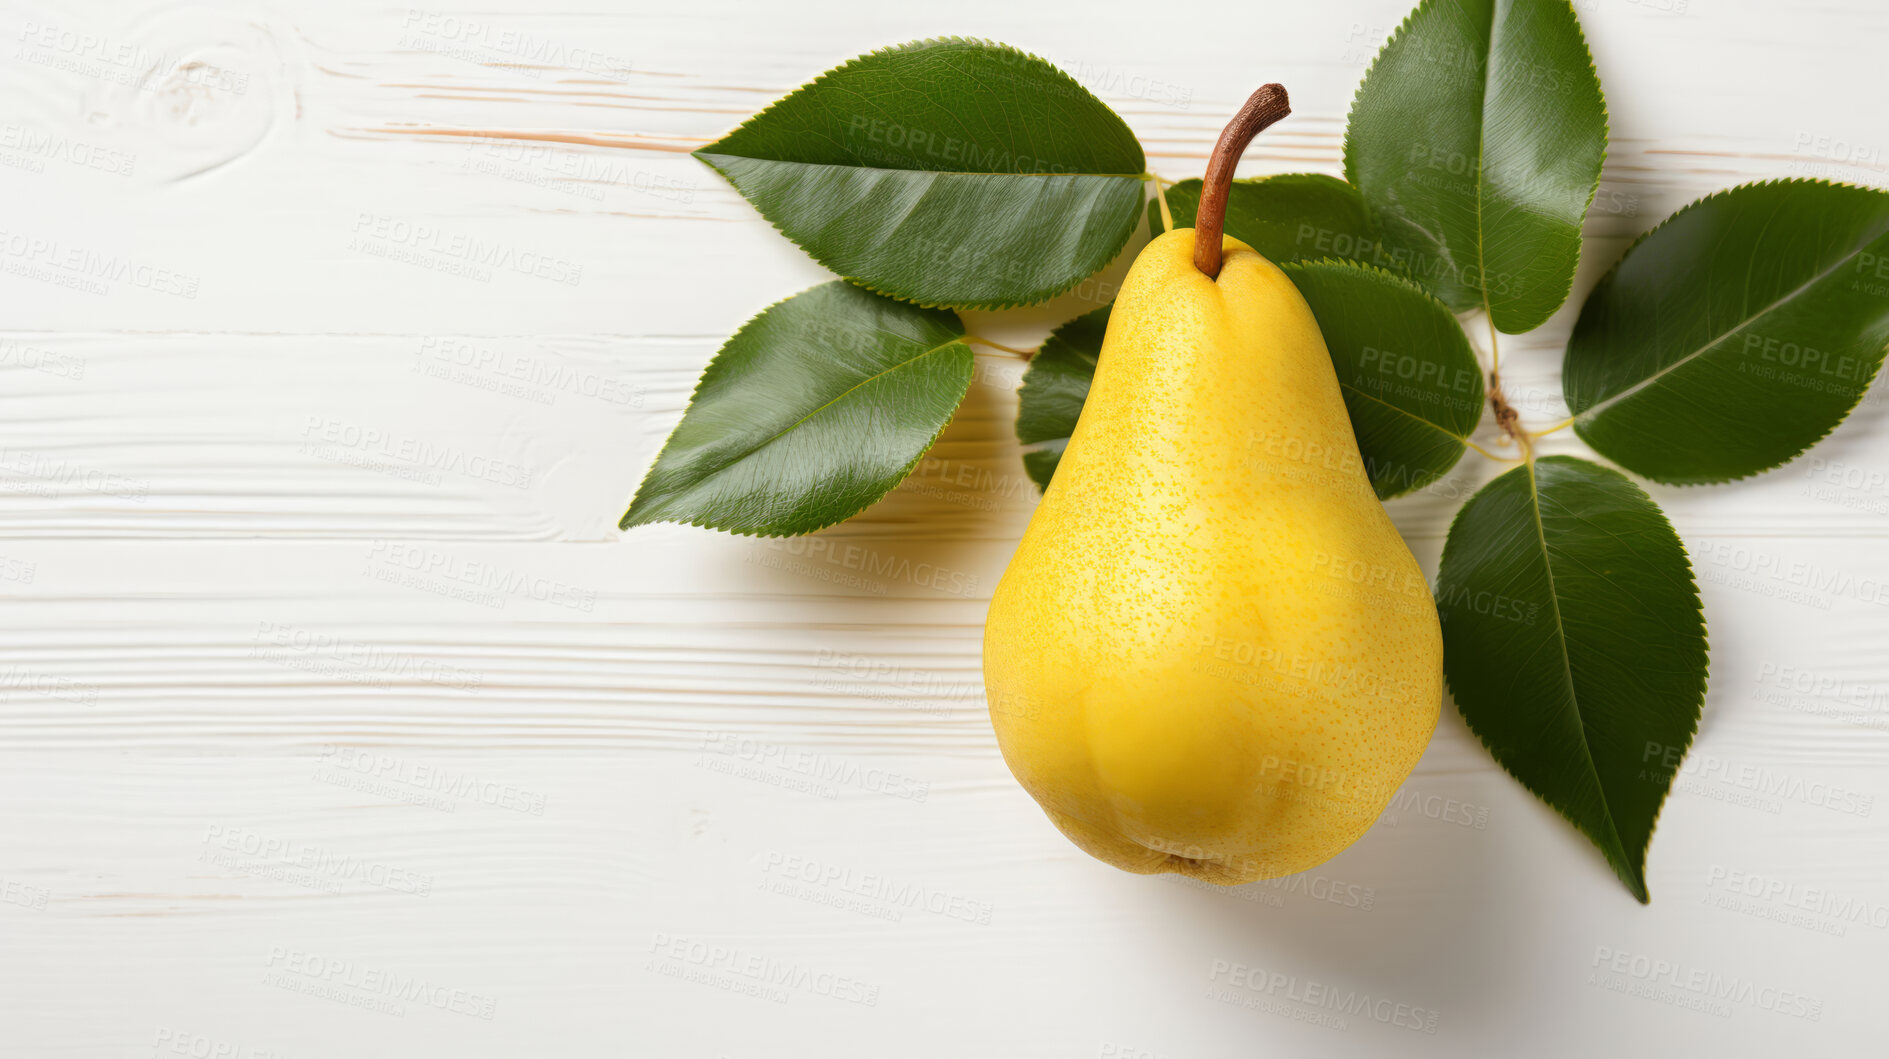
1193,84 -> 1292,279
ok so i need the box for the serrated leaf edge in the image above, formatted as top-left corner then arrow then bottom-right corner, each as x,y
1013,303 -> 1115,492
1341,0 -> 1611,333
620,282 -> 974,537
1568,178 -> 1889,486
698,154 -> 1144,311
1496,0 -> 1610,336
1146,173 -> 1361,237
1440,455 -> 1708,902
1282,257 -> 1484,498
693,37 -> 1148,311
700,37 -> 1145,173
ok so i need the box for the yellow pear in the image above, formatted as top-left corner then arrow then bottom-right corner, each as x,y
983,86 -> 1442,885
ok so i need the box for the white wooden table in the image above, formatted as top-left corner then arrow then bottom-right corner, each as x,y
4,0 -> 1886,1054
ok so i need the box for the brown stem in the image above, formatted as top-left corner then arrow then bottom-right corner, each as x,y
1488,371 -> 1529,454
1193,84 -> 1292,278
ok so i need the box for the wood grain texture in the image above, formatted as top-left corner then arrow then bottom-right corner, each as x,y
3,0 -> 1888,1055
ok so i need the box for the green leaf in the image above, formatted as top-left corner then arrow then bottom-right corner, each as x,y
622,282 -> 973,536
1344,0 -> 1608,332
1015,304 -> 1109,489
1015,263 -> 1482,500
696,38 -> 1148,310
1282,260 -> 1485,498
1566,179 -> 1889,484
1147,174 -> 1381,266
1437,455 -> 1706,902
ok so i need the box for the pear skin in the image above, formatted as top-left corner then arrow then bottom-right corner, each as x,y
984,228 -> 1442,884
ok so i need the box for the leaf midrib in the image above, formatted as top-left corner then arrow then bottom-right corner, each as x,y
672,336 -> 966,495
1471,1 -> 1497,324
1340,381 -> 1474,441
1522,459 -> 1635,876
